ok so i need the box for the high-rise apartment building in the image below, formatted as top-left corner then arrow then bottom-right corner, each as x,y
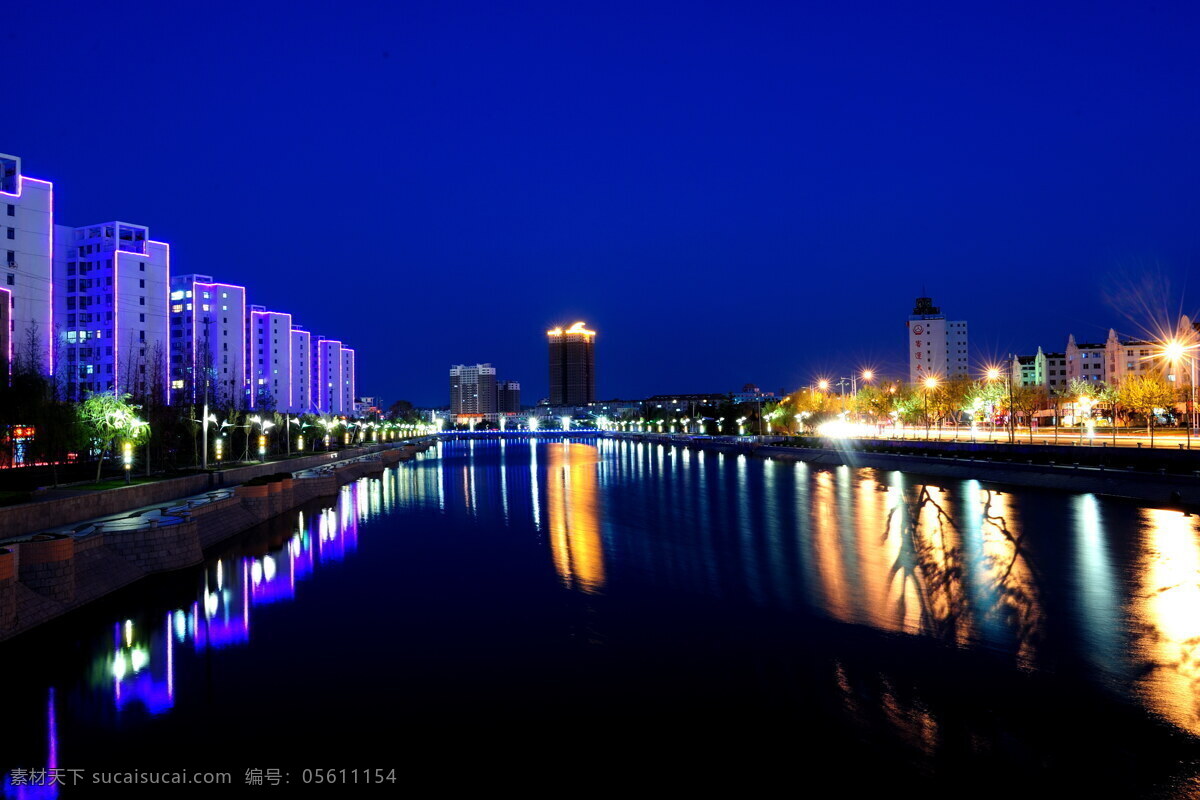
906,297 -> 968,383
340,347 -> 356,415
312,337 -> 343,415
449,363 -> 498,417
55,222 -> 170,400
1,154 -> 54,376
290,327 -> 312,414
248,305 -> 293,411
547,321 -> 596,406
169,275 -> 246,406
497,380 -> 521,413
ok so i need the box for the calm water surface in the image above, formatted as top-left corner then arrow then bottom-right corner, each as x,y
4,437 -> 1200,796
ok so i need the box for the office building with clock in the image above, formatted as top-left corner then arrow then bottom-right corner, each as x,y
907,296 -> 969,383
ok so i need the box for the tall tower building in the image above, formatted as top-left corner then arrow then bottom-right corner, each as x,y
497,380 -> 521,413
169,275 -> 247,407
247,305 -> 292,411
449,363 -> 497,417
907,297 -> 968,383
1,154 -> 54,376
290,327 -> 312,414
311,337 -> 344,415
56,221 -> 170,400
340,347 -> 356,415
547,321 -> 596,406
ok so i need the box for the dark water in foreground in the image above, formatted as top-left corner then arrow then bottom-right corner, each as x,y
4,437 -> 1200,796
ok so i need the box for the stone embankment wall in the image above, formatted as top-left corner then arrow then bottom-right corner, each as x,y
0,441 -> 432,642
613,434 -> 1200,506
0,442 -> 419,540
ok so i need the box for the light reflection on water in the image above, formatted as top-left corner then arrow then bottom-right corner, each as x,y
7,437 -> 1200,794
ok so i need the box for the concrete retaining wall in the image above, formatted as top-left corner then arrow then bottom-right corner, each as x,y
755,445 -> 1200,505
0,440 -> 430,539
0,440 -> 435,641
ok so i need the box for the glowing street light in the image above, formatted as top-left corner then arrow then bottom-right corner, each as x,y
922,375 -> 939,440
122,441 -> 133,484
737,416 -> 747,436
985,365 -> 1014,444
1156,337 -> 1199,445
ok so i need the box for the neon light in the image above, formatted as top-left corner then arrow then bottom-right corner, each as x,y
46,178 -> 53,377
114,250 -> 120,393
150,240 -> 170,403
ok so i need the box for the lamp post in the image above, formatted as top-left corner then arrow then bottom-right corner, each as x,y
123,441 -> 133,484
986,366 -> 1014,444
1160,338 -> 1198,449
922,376 -> 939,440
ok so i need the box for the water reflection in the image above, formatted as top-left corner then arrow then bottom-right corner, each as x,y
1133,508 -> 1200,735
545,442 -> 605,594
9,439 -> 1200,795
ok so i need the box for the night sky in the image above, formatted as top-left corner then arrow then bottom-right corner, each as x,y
7,1 -> 1199,407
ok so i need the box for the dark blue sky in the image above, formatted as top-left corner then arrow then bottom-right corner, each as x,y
8,1 -> 1200,406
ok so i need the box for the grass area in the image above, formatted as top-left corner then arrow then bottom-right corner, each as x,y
0,490 -> 34,508
82,477 -> 162,491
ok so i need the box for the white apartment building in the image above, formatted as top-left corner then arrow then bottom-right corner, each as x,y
907,296 -> 968,383
449,363 -> 498,418
1,154 -> 54,375
53,221 -> 170,400
248,305 -> 294,412
312,337 -> 344,415
290,327 -> 312,414
1065,334 -> 1111,385
340,347 -> 356,415
169,275 -> 247,406
1010,347 -> 1068,392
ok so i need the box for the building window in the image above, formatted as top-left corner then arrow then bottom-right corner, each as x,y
5,205 -> 13,217
5,273 -> 12,286
139,279 -> 145,288
139,296 -> 145,305
5,228 -> 12,240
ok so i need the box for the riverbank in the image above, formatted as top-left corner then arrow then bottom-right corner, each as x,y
608,433 -> 1200,505
0,438 -> 436,642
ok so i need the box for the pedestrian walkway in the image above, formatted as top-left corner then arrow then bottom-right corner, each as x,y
0,487 -> 236,547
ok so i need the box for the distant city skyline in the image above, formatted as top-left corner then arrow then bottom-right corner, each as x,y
6,2 -> 1199,407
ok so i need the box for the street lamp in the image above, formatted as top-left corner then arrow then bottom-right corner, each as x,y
123,441 -> 133,484
922,376 -> 939,440
737,416 -> 747,436
1159,338 -> 1198,448
986,366 -> 1014,444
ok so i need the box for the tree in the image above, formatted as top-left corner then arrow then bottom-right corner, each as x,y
79,392 -> 149,483
1009,385 -> 1048,443
387,400 -> 415,420
1095,384 -> 1120,446
1118,374 -> 1177,446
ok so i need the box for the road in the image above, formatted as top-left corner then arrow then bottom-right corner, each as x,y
857,425 -> 1200,449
